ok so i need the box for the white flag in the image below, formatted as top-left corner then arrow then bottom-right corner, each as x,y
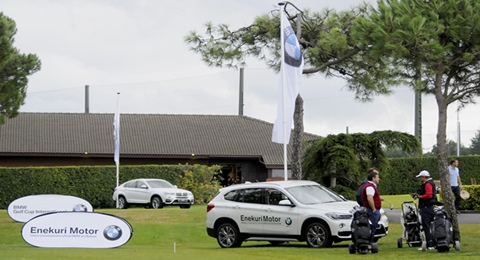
113,106 -> 120,164
272,12 -> 304,144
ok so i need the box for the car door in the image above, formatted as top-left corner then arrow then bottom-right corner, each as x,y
234,188 -> 265,234
133,180 -> 152,204
262,188 -> 299,235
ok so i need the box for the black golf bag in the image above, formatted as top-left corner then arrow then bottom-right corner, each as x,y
431,207 -> 453,252
349,207 -> 378,254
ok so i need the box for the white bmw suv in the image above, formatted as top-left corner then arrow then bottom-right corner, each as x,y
206,180 -> 388,248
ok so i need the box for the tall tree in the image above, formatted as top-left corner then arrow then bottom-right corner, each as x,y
184,3 -> 395,179
470,129 -> 480,155
352,0 -> 480,240
0,12 -> 41,124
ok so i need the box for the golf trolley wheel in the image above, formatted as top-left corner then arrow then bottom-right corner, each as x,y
420,241 -> 427,251
348,243 -> 356,254
397,237 -> 403,248
454,240 -> 460,251
358,244 -> 369,254
371,242 -> 379,253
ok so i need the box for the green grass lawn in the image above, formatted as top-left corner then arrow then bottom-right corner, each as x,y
1,203 -> 479,260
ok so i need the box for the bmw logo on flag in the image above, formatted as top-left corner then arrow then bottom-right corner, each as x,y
103,225 -> 123,241
283,26 -> 302,67
285,217 -> 292,226
72,204 -> 88,212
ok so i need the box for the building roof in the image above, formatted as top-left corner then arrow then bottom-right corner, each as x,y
0,113 -> 320,166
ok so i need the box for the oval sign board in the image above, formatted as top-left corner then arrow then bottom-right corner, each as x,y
22,211 -> 133,248
8,194 -> 94,222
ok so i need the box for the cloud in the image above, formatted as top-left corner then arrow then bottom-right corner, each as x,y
3,0 -> 479,152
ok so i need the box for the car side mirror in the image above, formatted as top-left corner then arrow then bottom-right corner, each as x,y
279,199 -> 295,207
140,185 -> 148,189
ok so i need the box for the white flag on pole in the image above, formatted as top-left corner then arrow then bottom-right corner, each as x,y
113,97 -> 120,164
272,12 -> 303,144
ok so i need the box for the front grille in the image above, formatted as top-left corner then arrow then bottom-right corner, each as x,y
176,192 -> 188,197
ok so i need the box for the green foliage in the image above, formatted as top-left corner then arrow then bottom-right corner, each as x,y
461,185 -> 480,210
0,13 -> 41,124
177,164 -> 223,204
425,139 -> 472,157
470,129 -> 480,155
0,164 -> 221,209
302,130 -> 421,192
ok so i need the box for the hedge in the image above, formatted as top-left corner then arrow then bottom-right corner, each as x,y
381,155 -> 480,195
0,164 -> 221,209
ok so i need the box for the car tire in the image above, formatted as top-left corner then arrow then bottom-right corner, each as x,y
117,196 -> 128,209
305,222 -> 332,248
179,205 -> 191,209
151,196 -> 164,209
216,223 -> 242,248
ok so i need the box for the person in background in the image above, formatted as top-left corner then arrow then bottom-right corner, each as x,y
449,159 -> 463,214
411,170 -> 437,250
361,169 -> 382,240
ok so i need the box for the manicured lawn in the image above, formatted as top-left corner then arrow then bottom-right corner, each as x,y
1,203 -> 479,260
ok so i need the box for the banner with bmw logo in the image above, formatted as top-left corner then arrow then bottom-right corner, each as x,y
22,212 -> 133,248
8,194 -> 94,222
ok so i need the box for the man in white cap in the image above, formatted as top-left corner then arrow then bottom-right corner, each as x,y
412,170 -> 437,250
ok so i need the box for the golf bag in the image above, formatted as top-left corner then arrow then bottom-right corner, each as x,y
349,207 -> 378,254
351,208 -> 371,244
431,207 -> 453,252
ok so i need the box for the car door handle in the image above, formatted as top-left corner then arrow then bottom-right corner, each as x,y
265,207 -> 272,212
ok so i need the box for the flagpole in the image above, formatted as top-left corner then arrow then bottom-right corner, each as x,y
114,92 -> 121,208
279,3 -> 288,181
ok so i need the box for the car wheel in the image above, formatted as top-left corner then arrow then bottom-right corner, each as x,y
305,222 -> 332,248
179,205 -> 191,209
117,196 -> 128,209
151,196 -> 164,209
216,223 -> 242,248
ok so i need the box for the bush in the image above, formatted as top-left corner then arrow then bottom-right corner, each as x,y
0,164 -> 222,209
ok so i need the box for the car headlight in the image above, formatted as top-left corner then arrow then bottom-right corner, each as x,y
325,212 -> 352,220
165,192 -> 175,196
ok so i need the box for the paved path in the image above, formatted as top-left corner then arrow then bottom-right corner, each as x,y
385,208 -> 480,224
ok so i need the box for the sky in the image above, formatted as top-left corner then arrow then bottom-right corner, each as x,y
2,0 -> 480,153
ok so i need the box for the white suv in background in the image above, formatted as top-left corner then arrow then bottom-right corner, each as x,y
206,180 -> 388,248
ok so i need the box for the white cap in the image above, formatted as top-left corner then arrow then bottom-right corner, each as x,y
416,170 -> 430,178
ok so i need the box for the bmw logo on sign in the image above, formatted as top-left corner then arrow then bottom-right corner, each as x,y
285,217 -> 292,226
103,225 -> 123,241
73,204 -> 88,212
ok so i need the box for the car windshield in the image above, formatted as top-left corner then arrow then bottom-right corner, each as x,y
147,180 -> 175,189
285,185 -> 344,205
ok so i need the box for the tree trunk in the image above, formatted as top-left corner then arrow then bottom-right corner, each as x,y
435,75 -> 461,241
291,94 -> 304,180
